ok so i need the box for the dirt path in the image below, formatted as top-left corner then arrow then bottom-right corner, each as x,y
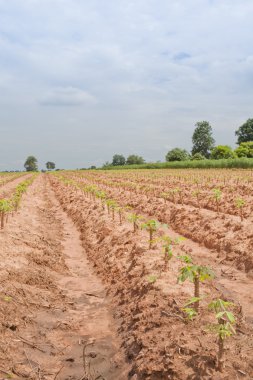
0,175 -> 129,379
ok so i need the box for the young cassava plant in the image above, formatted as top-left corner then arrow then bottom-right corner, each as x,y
178,260 -> 215,312
207,299 -> 236,371
141,219 -> 160,249
127,213 -> 143,232
235,198 -> 246,221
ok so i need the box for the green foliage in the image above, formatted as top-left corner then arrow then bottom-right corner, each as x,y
208,298 -> 234,314
192,121 -> 215,158
182,297 -> 203,320
127,213 -> 143,231
157,235 -> 184,267
210,145 -> 236,160
165,148 -> 190,162
235,197 -> 246,220
177,255 -> 193,264
112,154 -> 126,166
212,189 -> 222,212
191,152 -> 206,160
234,141 -> 253,158
178,264 -> 214,284
126,155 -> 145,165
235,118 -> 253,144
0,199 -> 12,212
147,275 -> 158,283
178,263 -> 214,311
100,157 -> 253,170
24,156 -> 38,172
141,219 -> 160,248
46,161 -> 55,170
182,307 -> 198,321
208,298 -> 236,338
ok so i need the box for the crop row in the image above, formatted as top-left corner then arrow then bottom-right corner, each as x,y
50,172 -> 248,375
0,174 -> 37,229
65,169 -> 253,219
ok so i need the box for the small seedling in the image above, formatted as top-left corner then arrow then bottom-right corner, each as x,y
0,199 -> 12,229
141,219 -> 160,249
212,188 -> 222,212
147,275 -> 158,284
127,213 -> 143,232
235,198 -> 246,221
192,190 -> 201,208
157,235 -> 185,269
178,263 -> 214,312
207,299 -> 236,371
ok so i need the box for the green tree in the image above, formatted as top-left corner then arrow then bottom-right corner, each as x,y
192,121 -> 215,158
126,155 -> 145,165
234,141 -> 253,158
191,152 -> 206,161
46,161 -> 55,170
165,148 -> 190,162
235,119 -> 253,144
112,154 -> 126,166
210,145 -> 236,160
24,156 -> 38,172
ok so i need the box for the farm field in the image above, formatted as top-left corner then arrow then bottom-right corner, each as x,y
0,169 -> 253,379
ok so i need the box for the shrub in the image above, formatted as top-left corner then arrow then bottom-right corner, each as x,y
210,145 -> 237,160
234,141 -> 253,158
191,152 -> 206,160
166,148 -> 190,162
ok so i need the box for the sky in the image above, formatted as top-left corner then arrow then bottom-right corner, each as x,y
0,0 -> 252,170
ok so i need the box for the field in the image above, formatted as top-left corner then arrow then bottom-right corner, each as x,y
0,169 -> 253,379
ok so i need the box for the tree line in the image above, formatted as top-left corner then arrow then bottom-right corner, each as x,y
105,118 -> 253,166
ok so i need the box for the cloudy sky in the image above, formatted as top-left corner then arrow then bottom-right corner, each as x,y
0,0 -> 252,170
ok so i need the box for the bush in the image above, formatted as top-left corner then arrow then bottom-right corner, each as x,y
126,155 -> 145,165
234,142 -> 253,158
191,153 -> 206,161
166,148 -> 190,162
210,145 -> 237,160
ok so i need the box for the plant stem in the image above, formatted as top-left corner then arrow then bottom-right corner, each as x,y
194,275 -> 200,311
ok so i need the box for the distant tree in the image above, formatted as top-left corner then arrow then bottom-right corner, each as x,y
46,162 -> 55,170
191,152 -> 206,161
210,145 -> 236,160
112,154 -> 126,166
235,119 -> 253,144
165,148 -> 190,162
192,121 -> 215,158
102,161 -> 111,168
90,165 -> 97,169
24,156 -> 38,172
126,155 -> 145,165
234,141 -> 253,158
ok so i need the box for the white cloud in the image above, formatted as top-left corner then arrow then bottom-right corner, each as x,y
39,87 -> 97,106
0,0 -> 252,169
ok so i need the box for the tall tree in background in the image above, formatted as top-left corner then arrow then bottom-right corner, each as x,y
46,162 -> 55,170
24,156 -> 38,171
112,154 -> 126,166
235,119 -> 253,144
192,121 -> 215,158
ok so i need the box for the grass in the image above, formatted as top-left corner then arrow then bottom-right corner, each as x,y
100,157 -> 253,170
